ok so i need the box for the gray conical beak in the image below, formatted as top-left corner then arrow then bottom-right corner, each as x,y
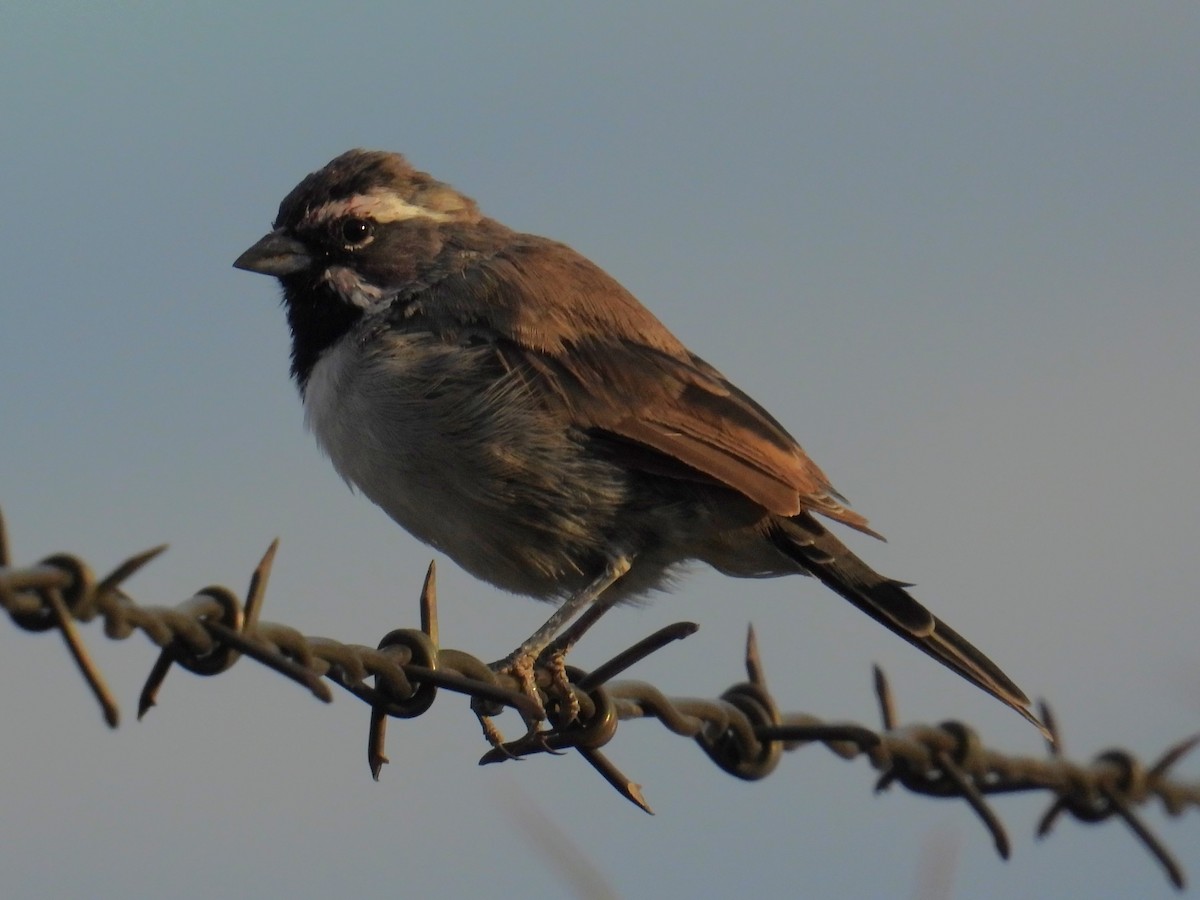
233,229 -> 312,276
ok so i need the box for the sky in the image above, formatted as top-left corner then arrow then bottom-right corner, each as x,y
1,3 -> 1198,898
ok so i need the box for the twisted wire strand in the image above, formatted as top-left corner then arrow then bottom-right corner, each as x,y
1,506 -> 1196,890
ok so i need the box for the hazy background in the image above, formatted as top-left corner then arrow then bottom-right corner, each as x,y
2,4 -> 1197,898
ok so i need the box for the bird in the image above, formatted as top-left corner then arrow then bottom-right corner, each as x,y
233,149 -> 1045,737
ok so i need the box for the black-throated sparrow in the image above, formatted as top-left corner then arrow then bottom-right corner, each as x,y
234,149 -> 1044,736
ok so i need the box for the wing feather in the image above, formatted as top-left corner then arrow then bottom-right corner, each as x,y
413,233 -> 878,535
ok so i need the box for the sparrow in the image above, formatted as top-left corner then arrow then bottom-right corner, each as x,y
233,149 -> 1044,736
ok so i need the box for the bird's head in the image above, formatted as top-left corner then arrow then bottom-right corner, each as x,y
235,149 -> 481,308
233,149 -> 483,381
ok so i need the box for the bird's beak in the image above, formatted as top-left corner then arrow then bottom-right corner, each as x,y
233,229 -> 312,276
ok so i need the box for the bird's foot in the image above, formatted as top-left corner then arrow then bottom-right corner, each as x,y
475,646 -> 579,753
540,647 -> 580,725
473,650 -> 546,753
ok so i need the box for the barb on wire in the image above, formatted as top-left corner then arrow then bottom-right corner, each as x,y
1,505 -> 1198,891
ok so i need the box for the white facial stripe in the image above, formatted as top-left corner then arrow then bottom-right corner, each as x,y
306,190 -> 453,226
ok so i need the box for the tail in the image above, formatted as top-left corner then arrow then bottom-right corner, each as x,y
768,513 -> 1048,739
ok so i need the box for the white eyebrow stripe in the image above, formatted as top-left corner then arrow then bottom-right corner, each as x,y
306,190 -> 453,225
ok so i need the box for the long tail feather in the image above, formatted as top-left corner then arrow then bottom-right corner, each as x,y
768,514 -> 1048,739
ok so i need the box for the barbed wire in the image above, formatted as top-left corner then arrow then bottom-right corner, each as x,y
1,505 -> 1197,890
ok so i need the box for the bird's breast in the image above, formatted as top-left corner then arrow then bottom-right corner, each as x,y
301,329 -> 634,598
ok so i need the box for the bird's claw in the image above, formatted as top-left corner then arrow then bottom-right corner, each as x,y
541,648 -> 581,726
477,647 -> 582,753
476,651 -> 548,752
476,712 -> 515,755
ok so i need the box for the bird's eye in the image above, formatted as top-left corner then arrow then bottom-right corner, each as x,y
340,217 -> 374,247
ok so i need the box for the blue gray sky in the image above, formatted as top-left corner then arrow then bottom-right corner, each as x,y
2,4 -> 1198,898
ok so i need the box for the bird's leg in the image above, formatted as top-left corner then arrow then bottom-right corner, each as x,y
537,584 -> 630,726
539,563 -> 631,660
503,555 -> 633,669
480,556 -> 632,745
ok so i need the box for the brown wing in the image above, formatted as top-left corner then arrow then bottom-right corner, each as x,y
416,231 -> 879,536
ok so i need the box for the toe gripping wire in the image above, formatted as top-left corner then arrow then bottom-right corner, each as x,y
1,506 -> 1198,890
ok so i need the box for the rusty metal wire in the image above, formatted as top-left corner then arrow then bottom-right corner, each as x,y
1,506 -> 1197,891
